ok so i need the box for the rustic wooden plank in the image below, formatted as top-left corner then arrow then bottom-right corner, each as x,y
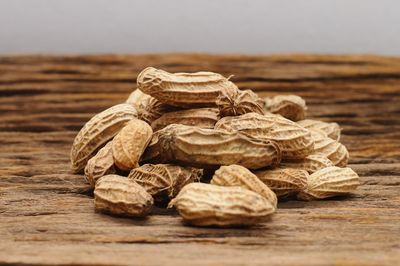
0,54 -> 399,265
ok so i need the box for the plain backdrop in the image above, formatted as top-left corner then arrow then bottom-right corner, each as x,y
0,0 -> 399,55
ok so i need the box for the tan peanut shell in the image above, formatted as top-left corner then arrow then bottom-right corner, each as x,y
168,183 -> 275,227
136,94 -> 175,124
84,141 -> 115,187
112,119 -> 153,171
94,175 -> 153,217
128,164 -> 202,201
70,103 -> 138,173
126,89 -> 149,107
254,168 -> 309,198
298,119 -> 341,141
137,67 -> 237,107
211,165 -> 277,208
216,89 -> 265,117
151,108 -> 219,132
310,130 -> 349,167
264,95 -> 307,121
297,166 -> 360,200
280,154 -> 334,174
215,112 -> 314,160
142,124 -> 281,169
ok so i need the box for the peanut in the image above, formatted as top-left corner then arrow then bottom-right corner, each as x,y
142,124 -> 281,169
254,168 -> 308,198
280,154 -> 334,174
94,175 -> 153,217
216,89 -> 265,117
211,165 -> 277,208
264,95 -> 306,121
84,141 -> 115,187
70,103 -> 138,173
137,67 -> 237,107
168,183 -> 275,227
128,164 -> 202,202
298,119 -> 341,141
215,112 -> 314,160
310,130 -> 349,167
112,118 -> 153,171
151,108 -> 219,132
297,166 -> 360,200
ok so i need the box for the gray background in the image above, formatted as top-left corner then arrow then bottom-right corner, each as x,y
0,0 -> 399,54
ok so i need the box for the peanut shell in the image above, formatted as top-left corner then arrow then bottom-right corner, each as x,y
128,164 -> 202,201
70,103 -> 138,173
94,175 -> 153,217
151,108 -> 219,131
168,183 -> 275,227
217,89 -> 265,117
264,94 -> 306,121
137,67 -> 237,107
215,112 -> 314,160
211,165 -> 277,208
298,119 -> 341,141
84,141 -> 115,187
112,118 -> 153,171
254,168 -> 309,198
143,124 -> 281,169
297,166 -> 360,200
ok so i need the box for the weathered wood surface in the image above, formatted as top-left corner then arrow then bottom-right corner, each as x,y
0,54 -> 399,266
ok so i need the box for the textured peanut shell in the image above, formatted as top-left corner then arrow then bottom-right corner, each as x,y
151,108 -> 219,132
137,94 -> 175,124
211,165 -> 277,208
112,119 -> 153,171
94,175 -> 153,217
298,119 -> 341,141
215,112 -> 314,160
281,154 -> 334,174
297,166 -> 360,200
142,124 -> 281,169
84,141 -> 115,188
216,89 -> 265,117
254,168 -> 309,198
70,103 -> 138,173
168,183 -> 275,227
128,164 -> 202,201
126,89 -> 149,107
264,94 -> 307,121
137,67 -> 237,107
310,130 -> 349,167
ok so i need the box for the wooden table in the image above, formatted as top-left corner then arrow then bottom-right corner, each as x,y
1,54 -> 399,266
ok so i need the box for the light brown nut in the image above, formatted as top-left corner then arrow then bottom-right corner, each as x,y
112,119 -> 153,171
254,168 -> 308,198
211,165 -> 277,208
70,103 -> 138,173
297,166 -> 360,200
137,67 -> 237,107
142,124 -> 281,169
84,141 -> 115,188
94,175 -> 153,217
281,154 -> 334,174
137,94 -> 176,124
216,89 -> 265,117
310,130 -> 349,167
168,183 -> 275,227
215,112 -> 314,160
298,119 -> 341,141
151,108 -> 219,132
126,89 -> 149,107
264,95 -> 307,121
128,164 -> 202,202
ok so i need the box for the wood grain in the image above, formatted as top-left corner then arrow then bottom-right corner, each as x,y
0,54 -> 399,266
